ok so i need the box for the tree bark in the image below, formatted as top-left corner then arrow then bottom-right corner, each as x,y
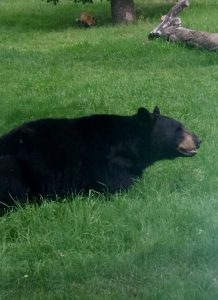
111,0 -> 135,24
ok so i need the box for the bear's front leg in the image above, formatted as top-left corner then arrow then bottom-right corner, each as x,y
0,155 -> 30,214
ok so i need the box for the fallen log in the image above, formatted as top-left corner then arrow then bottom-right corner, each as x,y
160,26 -> 218,51
149,0 -> 189,39
148,0 -> 218,51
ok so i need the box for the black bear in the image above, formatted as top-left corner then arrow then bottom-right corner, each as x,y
0,107 -> 201,212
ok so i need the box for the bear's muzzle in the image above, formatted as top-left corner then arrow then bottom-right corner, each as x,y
177,130 -> 201,156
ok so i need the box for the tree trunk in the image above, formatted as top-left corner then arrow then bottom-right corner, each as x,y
111,0 -> 135,24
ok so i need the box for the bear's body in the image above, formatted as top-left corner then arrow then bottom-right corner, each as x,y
0,107 -> 200,212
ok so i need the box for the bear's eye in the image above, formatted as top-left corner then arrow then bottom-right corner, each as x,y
176,126 -> 183,133
175,126 -> 183,139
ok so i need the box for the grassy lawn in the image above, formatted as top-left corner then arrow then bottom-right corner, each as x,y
1,0 -> 218,299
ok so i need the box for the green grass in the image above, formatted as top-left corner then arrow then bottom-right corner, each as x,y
1,0 -> 218,299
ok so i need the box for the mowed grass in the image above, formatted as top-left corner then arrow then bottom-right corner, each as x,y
1,0 -> 218,299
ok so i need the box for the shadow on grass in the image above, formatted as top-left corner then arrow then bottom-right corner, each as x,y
0,1 -> 173,32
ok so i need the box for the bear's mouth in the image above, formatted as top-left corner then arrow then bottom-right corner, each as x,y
177,146 -> 198,156
177,131 -> 200,156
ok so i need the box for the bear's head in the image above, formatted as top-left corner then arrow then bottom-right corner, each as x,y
137,107 -> 201,160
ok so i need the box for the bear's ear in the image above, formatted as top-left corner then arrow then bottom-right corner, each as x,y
153,106 -> 160,116
137,107 -> 150,119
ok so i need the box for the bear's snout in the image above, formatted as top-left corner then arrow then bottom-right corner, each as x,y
194,136 -> 202,149
177,130 -> 201,156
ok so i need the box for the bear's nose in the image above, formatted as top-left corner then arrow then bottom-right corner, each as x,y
196,139 -> 202,149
